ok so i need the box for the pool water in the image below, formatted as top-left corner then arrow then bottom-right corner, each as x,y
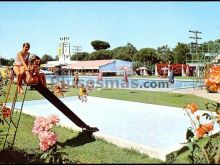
46,75 -> 204,89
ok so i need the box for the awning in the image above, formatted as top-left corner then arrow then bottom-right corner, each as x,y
39,69 -> 54,75
40,63 -> 57,68
136,67 -> 148,70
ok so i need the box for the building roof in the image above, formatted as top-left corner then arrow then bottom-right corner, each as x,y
67,60 -> 115,70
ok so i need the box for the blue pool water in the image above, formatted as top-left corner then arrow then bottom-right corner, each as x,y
46,75 -> 204,89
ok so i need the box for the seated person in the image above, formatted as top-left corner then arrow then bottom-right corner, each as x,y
25,55 -> 46,86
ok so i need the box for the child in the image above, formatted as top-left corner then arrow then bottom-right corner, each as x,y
53,84 -> 64,97
25,55 -> 40,85
25,55 -> 47,86
78,84 -> 88,102
13,43 -> 30,94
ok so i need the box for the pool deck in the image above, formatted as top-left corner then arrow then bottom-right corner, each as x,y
11,93 -> 219,161
16,97 -> 186,161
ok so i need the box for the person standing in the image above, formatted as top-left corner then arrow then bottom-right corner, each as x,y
73,72 -> 79,88
168,67 -> 175,85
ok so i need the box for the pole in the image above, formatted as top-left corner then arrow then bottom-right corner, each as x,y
189,30 -> 202,89
189,30 -> 202,63
72,46 -> 82,60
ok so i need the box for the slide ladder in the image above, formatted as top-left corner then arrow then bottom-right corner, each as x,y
2,81 -> 28,151
2,64 -> 98,151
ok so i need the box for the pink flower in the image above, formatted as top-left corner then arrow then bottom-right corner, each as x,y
32,116 -> 56,135
39,139 -> 50,151
32,116 -> 45,135
39,131 -> 58,151
49,115 -> 60,125
32,115 -> 60,152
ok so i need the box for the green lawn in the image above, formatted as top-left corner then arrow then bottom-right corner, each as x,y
0,112 -> 162,163
90,88 -> 214,110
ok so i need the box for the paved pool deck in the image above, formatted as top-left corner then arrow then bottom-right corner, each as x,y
10,95 -> 219,161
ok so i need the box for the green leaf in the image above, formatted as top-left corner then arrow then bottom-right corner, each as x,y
40,152 -> 49,159
187,142 -> 194,151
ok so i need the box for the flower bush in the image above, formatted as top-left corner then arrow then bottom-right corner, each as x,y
32,115 -> 72,163
182,102 -> 220,163
156,63 -> 193,76
183,102 -> 219,140
205,66 -> 220,93
32,115 -> 60,152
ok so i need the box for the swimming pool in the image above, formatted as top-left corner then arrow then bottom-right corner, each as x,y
46,75 -> 204,89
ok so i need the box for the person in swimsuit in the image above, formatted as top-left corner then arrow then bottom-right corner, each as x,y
73,72 -> 79,89
168,67 -> 175,86
13,42 -> 30,94
26,54 -> 47,86
78,84 -> 88,102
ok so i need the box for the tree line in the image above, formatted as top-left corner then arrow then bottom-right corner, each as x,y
1,39 -> 220,71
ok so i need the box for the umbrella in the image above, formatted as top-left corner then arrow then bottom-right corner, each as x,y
136,67 -> 147,70
40,63 -> 56,68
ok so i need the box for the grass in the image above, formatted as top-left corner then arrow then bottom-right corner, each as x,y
90,88 -> 214,110
0,112 -> 163,163
1,83 -> 216,110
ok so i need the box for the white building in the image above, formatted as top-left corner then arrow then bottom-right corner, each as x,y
57,37 -> 71,64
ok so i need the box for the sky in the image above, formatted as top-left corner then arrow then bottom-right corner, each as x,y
1,1 -> 220,59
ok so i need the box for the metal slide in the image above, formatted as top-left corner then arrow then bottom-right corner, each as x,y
34,82 -> 99,133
